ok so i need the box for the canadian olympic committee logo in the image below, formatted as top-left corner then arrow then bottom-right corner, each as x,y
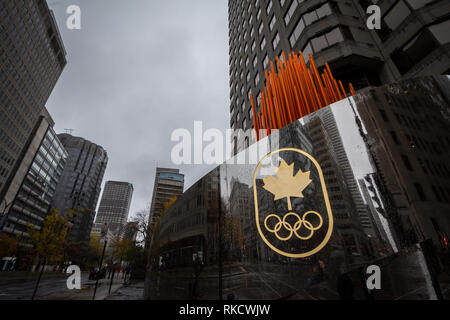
253,148 -> 333,258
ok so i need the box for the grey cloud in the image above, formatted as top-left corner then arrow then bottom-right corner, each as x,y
46,0 -> 230,218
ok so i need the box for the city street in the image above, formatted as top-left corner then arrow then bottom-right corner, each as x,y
0,271 -> 136,300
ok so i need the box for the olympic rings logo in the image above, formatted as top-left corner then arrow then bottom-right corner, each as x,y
264,211 -> 323,241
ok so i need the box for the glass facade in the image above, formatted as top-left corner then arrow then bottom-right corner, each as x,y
145,76 -> 450,300
2,126 -> 67,236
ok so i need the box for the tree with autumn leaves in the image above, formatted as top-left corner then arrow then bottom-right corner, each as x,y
0,233 -> 18,258
26,209 -> 72,266
26,208 -> 73,299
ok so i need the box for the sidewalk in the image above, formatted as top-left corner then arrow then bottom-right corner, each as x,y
36,275 -> 126,300
104,280 -> 144,300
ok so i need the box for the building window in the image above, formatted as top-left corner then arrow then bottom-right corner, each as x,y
256,8 -> 261,20
432,185 -> 442,202
406,0 -> 435,9
284,0 -> 298,26
289,19 -> 305,47
266,1 -> 272,15
302,42 -> 313,64
272,32 -> 280,50
269,15 -> 276,31
384,1 -> 411,32
379,109 -> 389,122
429,20 -> 450,44
260,36 -> 266,50
390,131 -> 400,145
263,54 -> 269,69
391,25 -> 443,75
258,21 -> 264,35
401,154 -> 413,171
414,183 -> 427,201
290,3 -> 334,47
242,118 -> 247,130
251,40 -> 256,52
255,73 -> 260,86
253,55 -> 258,68
311,27 -> 345,52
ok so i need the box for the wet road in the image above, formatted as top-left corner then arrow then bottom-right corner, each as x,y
0,271 -> 126,300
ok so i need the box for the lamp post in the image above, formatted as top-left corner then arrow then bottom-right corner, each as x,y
92,238 -> 107,300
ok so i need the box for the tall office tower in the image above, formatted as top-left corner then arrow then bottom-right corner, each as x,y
51,134 -> 108,250
0,0 -> 66,210
94,181 -> 134,239
0,108 -> 67,240
227,0 -> 450,154
147,168 -> 184,246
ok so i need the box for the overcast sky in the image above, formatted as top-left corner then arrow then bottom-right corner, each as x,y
46,0 -> 230,219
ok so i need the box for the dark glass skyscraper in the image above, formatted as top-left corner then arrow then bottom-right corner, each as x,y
51,134 -> 108,250
0,0 -> 66,205
227,0 -> 450,154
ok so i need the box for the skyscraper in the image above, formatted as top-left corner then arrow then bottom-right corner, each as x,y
51,134 -> 108,250
0,108 -> 67,240
147,168 -> 184,246
94,181 -> 134,239
0,0 -> 66,209
227,0 -> 450,154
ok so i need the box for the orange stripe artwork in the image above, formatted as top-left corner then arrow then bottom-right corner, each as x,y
249,51 -> 356,141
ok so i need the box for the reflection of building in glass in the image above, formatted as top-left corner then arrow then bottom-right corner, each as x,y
229,178 -> 255,261
94,181 -> 134,239
354,76 -> 450,249
152,168 -> 219,267
304,115 -> 374,260
0,109 -> 67,239
227,0 -> 450,154
52,134 -> 108,250
305,108 -> 376,236
147,168 -> 184,246
358,174 -> 398,252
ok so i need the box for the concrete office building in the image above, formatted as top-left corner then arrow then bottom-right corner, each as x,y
94,181 -> 134,239
0,108 -> 67,239
51,134 -> 108,250
0,0 -> 66,212
227,0 -> 450,154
